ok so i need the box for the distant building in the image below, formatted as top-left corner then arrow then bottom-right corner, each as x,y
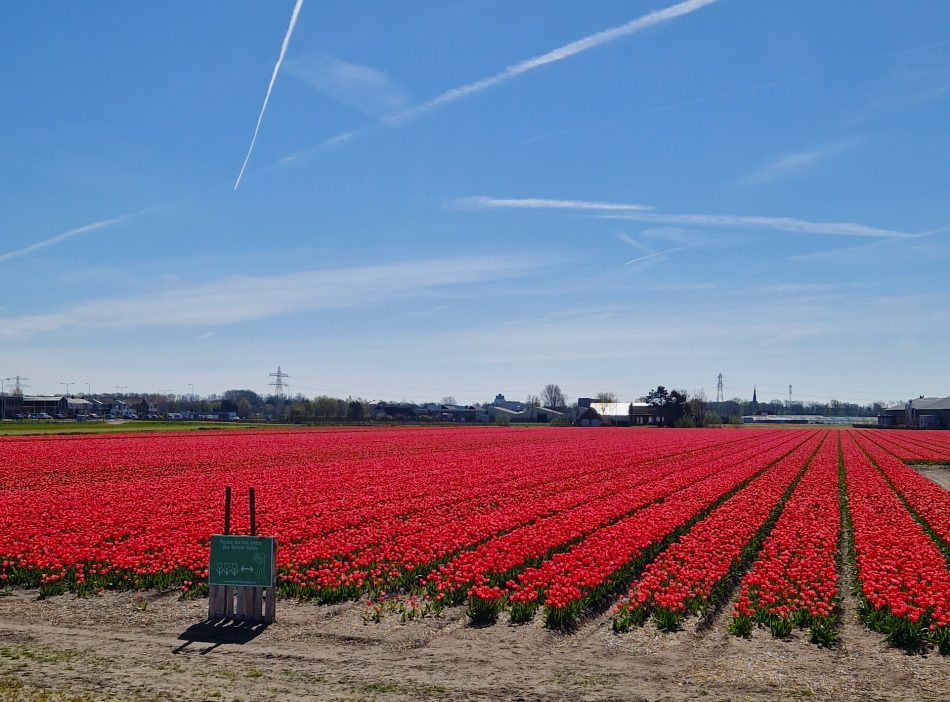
130,398 -> 158,418
487,405 -> 565,424
370,402 -> 419,422
20,396 -> 67,417
578,401 -> 655,427
422,404 -> 478,422
880,396 -> 950,429
492,394 -> 526,412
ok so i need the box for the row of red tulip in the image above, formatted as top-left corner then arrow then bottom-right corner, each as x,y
0,427 -> 777,598
504,432 -> 820,628
858,429 -> 949,463
851,432 -> 950,551
425,429 -> 810,605
842,433 -> 950,653
613,432 -> 825,632
730,433 -> 841,644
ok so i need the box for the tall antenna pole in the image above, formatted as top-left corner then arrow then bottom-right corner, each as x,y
716,373 -> 724,413
269,366 -> 289,397
788,384 -> 793,413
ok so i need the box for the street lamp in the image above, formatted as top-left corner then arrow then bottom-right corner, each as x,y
1,377 -> 15,420
61,381 -> 75,396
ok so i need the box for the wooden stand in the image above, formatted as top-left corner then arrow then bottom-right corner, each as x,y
208,487 -> 276,624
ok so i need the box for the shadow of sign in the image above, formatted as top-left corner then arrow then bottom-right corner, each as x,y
173,618 -> 270,655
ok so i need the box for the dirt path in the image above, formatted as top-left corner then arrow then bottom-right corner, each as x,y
1,589 -> 947,702
910,463 -> 950,490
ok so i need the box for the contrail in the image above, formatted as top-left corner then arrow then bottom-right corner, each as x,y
274,0 -> 717,165
624,246 -> 690,266
0,214 -> 132,264
233,0 -> 305,191
389,0 -> 718,125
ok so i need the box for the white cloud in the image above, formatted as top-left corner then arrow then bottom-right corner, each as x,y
462,196 -> 913,239
734,138 -> 861,187
286,53 -> 408,118
459,196 -> 652,213
604,212 -> 911,238
0,254 -> 555,339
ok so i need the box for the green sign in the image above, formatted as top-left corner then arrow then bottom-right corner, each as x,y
209,535 -> 275,587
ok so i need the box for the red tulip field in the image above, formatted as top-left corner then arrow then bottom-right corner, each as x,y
1,426 -> 949,655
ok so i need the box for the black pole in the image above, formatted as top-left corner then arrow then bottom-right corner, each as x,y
249,487 -> 256,536
224,486 -> 232,535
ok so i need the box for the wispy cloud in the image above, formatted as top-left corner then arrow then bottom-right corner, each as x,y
285,53 -> 408,119
0,214 -> 132,264
0,254 -> 555,339
463,195 -> 912,239
734,138 -> 862,187
405,305 -> 447,318
847,64 -> 950,126
276,0 -> 717,165
605,213 -> 911,238
460,196 -> 652,212
788,226 -> 950,263
233,0 -> 305,190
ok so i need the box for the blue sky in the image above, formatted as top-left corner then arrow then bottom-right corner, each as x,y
2,0 -> 949,405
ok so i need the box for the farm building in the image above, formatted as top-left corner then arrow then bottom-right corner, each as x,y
488,405 -> 565,423
577,401 -> 655,427
880,396 -> 950,429
18,396 -> 67,417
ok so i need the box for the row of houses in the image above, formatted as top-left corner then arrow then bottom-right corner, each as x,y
370,402 -> 568,424
0,395 -> 158,420
368,398 -> 657,426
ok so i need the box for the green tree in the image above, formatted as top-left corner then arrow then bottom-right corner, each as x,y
645,386 -> 689,426
347,400 -> 364,421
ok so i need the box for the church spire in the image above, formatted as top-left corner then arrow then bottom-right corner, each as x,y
752,386 -> 757,403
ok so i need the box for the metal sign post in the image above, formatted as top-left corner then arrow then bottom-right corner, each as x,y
208,487 -> 276,623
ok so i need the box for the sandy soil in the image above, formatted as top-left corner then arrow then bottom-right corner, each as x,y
1,585 -> 947,702
910,464 -> 950,490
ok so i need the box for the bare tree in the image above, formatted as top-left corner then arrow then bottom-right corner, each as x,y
526,394 -> 541,408
441,396 -> 457,406
540,384 -> 567,409
688,389 -> 708,426
595,392 -> 617,403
